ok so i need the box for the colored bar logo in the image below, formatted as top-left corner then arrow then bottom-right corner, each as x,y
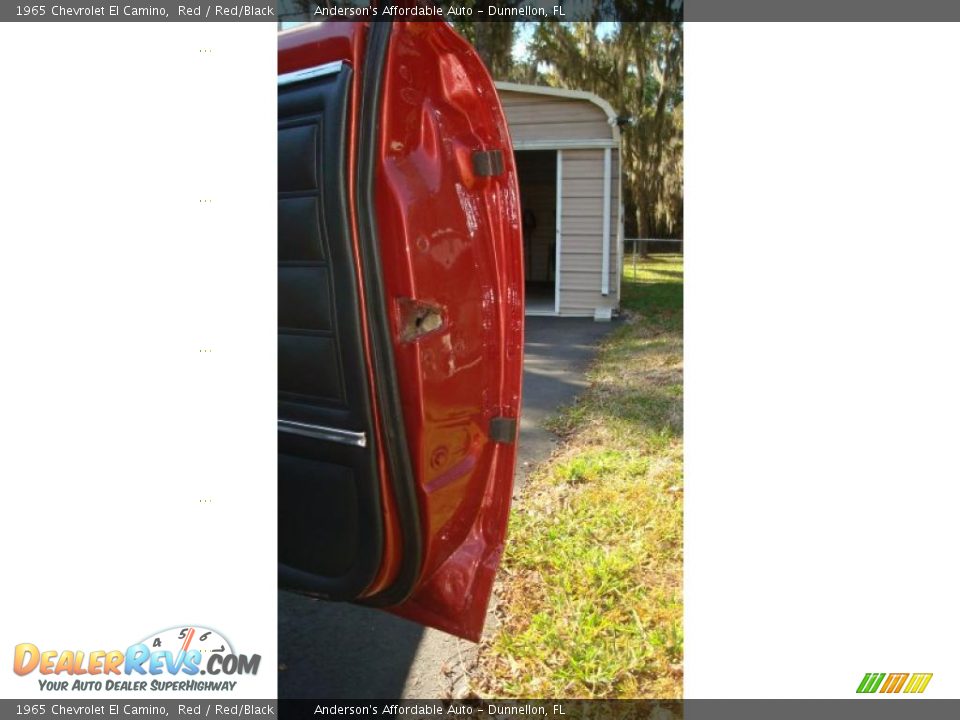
857,672 -> 932,694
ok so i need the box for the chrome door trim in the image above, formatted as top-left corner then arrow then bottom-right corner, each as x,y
278,419 -> 367,448
278,61 -> 344,87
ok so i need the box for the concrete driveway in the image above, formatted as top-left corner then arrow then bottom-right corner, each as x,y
279,316 -> 616,699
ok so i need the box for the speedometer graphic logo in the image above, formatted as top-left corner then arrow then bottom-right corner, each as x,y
141,626 -> 234,661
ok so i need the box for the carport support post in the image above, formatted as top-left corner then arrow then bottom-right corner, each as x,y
555,149 -> 563,316
601,147 -> 612,296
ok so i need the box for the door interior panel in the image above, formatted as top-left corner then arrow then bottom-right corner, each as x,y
277,63 -> 384,601
278,453 -> 358,578
278,196 -> 325,262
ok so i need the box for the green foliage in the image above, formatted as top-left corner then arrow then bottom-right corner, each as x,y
449,13 -> 519,79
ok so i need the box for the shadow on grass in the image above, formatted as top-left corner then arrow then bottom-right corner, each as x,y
621,256 -> 684,330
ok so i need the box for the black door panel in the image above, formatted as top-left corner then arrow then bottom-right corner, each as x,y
277,64 -> 383,600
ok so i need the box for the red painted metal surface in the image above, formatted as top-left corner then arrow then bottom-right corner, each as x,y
278,20 -> 524,641
375,21 -> 524,641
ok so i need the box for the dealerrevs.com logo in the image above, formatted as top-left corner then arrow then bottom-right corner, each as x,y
857,672 -> 933,694
13,626 -> 261,692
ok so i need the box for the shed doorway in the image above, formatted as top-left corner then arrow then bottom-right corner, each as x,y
516,150 -> 558,315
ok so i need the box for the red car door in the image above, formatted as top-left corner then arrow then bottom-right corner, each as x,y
277,18 -> 524,641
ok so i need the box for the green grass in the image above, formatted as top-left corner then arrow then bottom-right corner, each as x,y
470,254 -> 683,699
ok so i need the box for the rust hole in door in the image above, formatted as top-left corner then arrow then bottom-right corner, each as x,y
398,298 -> 445,342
